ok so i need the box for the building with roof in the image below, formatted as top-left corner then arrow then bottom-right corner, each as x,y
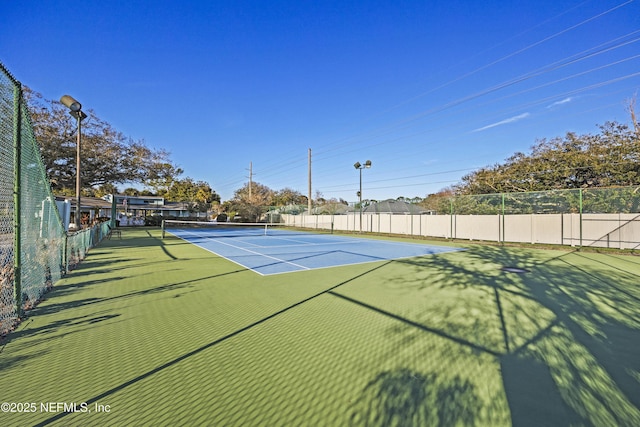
55,194 -> 207,230
102,195 -> 207,225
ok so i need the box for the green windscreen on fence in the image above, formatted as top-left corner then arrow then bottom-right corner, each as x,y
582,187 -> 640,213
275,188 -> 640,217
17,86 -> 66,308
0,62 -> 111,337
434,188 -> 640,215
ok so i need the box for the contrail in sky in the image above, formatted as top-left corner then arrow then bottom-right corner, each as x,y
547,97 -> 573,108
473,112 -> 531,132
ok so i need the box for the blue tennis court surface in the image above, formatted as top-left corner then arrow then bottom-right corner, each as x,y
166,227 -> 463,275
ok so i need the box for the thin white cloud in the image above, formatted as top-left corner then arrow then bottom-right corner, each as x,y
473,112 -> 530,132
547,97 -> 573,109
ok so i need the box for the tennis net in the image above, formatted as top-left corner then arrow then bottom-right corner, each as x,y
161,220 -> 333,239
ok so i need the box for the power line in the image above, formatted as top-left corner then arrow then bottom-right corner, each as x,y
216,0 -> 640,200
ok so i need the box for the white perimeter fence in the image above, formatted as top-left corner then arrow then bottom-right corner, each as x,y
282,213 -> 640,250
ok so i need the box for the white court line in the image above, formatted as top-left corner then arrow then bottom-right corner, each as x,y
225,233 -> 353,247
248,234 -> 455,250
185,231 -> 358,249
185,229 -> 457,251
167,230 -> 297,275
246,239 -> 363,249
170,228 -> 464,275
174,229 -> 311,273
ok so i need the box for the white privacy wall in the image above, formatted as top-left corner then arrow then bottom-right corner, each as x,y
282,213 -> 640,250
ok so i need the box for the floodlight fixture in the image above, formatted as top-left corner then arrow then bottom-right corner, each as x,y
60,94 -> 86,230
60,95 -> 82,112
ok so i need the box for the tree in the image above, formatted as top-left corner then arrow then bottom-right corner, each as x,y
314,190 -> 326,205
225,182 -> 273,222
456,118 -> 640,195
94,183 -> 119,197
24,87 -> 182,192
165,178 -> 220,214
272,187 -> 307,206
145,162 -> 184,196
420,188 -> 455,214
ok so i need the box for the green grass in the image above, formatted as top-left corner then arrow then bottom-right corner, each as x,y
1,228 -> 639,426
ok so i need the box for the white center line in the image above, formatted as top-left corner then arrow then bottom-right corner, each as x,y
181,230 -> 311,271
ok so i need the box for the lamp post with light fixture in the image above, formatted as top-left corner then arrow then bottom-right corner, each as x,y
354,160 -> 372,233
60,95 -> 87,230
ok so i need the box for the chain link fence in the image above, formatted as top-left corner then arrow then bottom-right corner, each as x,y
279,187 -> 640,250
440,187 -> 640,215
267,187 -> 640,216
0,62 -> 109,337
0,64 -> 16,337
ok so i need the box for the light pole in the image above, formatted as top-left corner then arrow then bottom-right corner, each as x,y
60,95 -> 87,231
354,160 -> 372,233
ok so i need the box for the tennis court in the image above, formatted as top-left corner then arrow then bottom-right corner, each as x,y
162,221 -> 464,275
1,228 -> 639,426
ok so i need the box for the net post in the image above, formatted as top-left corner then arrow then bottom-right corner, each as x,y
264,223 -> 268,236
161,219 -> 165,239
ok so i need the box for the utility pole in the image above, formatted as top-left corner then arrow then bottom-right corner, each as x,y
308,148 -> 312,214
246,161 -> 253,200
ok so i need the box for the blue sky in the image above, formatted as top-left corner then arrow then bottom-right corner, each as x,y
2,0 -> 639,202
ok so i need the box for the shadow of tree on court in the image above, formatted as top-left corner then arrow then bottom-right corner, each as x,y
0,348 -> 50,372
0,312 -> 124,355
349,367 -> 481,427
368,244 -> 640,425
20,265 -> 248,329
